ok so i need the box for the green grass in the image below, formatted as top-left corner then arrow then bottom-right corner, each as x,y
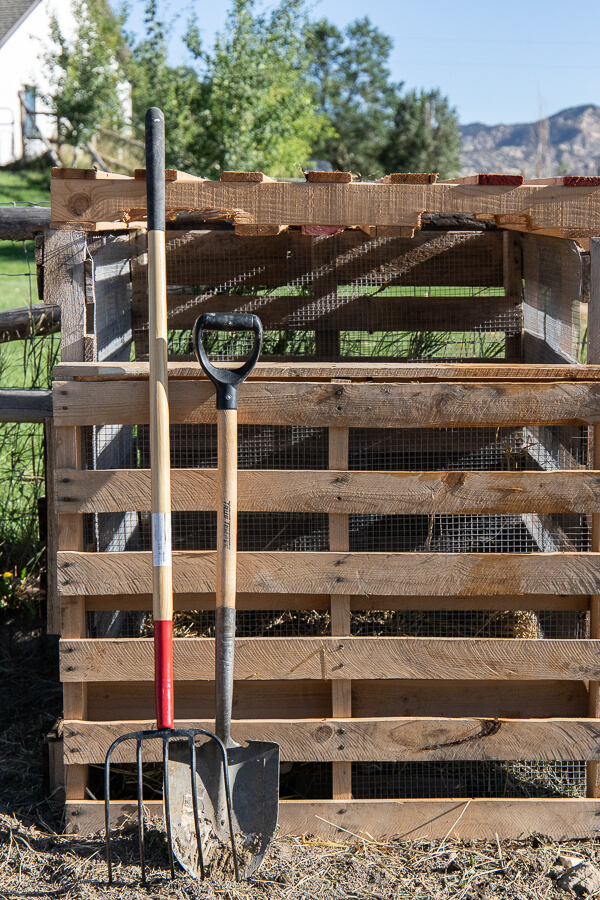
0,166 -> 55,592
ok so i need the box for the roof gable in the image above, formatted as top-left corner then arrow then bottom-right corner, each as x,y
0,0 -> 42,50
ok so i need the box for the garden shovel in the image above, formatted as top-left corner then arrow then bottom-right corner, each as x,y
168,312 -> 280,880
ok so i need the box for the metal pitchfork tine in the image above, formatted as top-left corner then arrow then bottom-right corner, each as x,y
104,728 -> 239,884
102,108 -> 240,885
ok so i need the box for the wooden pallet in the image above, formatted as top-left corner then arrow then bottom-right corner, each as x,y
52,362 -> 600,839
50,168 -> 600,244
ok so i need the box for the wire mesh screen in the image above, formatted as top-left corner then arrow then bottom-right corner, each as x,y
351,761 -> 586,799
523,233 -> 582,363
130,229 -> 517,361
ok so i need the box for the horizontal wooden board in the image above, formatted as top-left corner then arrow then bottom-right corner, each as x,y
66,798 -> 600,840
128,229 -> 505,289
78,592 -> 589,613
52,379 -> 600,428
53,361 -> 600,382
63,716 -> 600,765
131,292 -> 517,333
57,550 -> 600,598
85,679 -> 588,721
50,178 -> 600,231
60,635 -> 600,682
56,468 -> 600,515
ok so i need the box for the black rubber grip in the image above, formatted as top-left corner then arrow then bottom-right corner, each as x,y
193,313 -> 263,410
198,313 -> 259,333
145,108 -> 165,232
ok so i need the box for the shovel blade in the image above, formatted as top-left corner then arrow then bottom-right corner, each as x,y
168,737 -> 279,880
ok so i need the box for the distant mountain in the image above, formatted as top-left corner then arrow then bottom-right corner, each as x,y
460,105 -> 600,177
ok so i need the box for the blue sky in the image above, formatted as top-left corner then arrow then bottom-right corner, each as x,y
118,0 -> 600,126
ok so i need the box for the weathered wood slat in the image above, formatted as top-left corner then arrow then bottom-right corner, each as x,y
78,592 -> 588,612
52,380 -> 600,428
131,292 -> 516,333
66,798 -> 600,840
53,362 -> 600,382
58,550 -> 600,598
56,468 -> 600,515
50,178 -> 600,232
85,679 -> 587,721
62,716 -> 600,764
59,635 -> 600,682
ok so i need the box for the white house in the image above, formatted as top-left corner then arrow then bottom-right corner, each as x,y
0,0 -> 76,165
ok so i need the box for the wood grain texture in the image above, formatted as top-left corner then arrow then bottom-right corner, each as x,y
80,592 -> 588,613
57,549 -> 600,598
133,291 -> 517,334
56,468 -> 600,515
85,679 -> 587,721
50,178 -> 600,231
59,636 -> 600,682
53,361 -> 600,382
52,379 -> 600,428
62,716 -> 600,765
44,230 -> 86,362
66,798 -> 600,840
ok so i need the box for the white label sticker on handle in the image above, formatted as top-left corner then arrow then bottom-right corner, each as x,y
152,512 -> 172,567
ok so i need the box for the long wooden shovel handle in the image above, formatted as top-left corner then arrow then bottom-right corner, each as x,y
194,313 -> 262,744
146,107 -> 173,730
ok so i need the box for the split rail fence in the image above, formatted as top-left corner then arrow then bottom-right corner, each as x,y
45,167 -> 600,841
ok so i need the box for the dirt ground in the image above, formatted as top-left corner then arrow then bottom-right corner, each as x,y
1,610 -> 600,900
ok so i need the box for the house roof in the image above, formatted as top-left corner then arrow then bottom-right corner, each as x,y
0,0 -> 42,51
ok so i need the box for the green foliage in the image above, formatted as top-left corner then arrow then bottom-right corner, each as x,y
306,17 -> 398,177
185,0 -> 333,177
127,1 -> 199,170
44,0 -> 128,149
380,88 -> 461,178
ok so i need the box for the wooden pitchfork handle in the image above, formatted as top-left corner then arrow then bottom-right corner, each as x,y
146,107 -> 173,730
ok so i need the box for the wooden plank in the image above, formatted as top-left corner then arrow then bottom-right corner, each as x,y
503,231 -> 523,359
50,178 -> 600,231
588,237 -> 600,798
234,225 -> 285,236
85,679 -> 587,721
87,680 -> 332,720
329,426 -> 351,799
52,361 -> 600,382
63,716 -> 600,765
56,424 -> 87,801
45,421 -> 59,635
442,175 -> 524,186
305,171 -> 353,183
221,172 -> 276,183
133,291 -> 517,334
80,592 -> 588,613
58,550 -> 600,598
55,468 -> 600,516
133,169 -> 205,182
44,230 -> 86,362
52,168 -> 133,180
66,798 -> 600,840
52,379 -> 600,429
60,635 -> 600,682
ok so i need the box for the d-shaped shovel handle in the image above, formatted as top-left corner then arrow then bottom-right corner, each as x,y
193,313 -> 263,409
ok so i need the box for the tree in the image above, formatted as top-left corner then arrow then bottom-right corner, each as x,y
127,1 -> 200,170
185,0 -> 333,178
380,88 -> 461,178
306,17 -> 399,177
44,0 -> 128,152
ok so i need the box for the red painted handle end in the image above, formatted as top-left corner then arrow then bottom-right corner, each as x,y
154,619 -> 174,729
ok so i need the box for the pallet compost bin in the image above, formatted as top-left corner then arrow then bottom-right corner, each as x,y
45,168 -> 600,840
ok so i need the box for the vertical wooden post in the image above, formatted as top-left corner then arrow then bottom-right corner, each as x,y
587,239 -> 600,797
503,231 -> 523,360
329,423 -> 351,800
56,423 -> 88,800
